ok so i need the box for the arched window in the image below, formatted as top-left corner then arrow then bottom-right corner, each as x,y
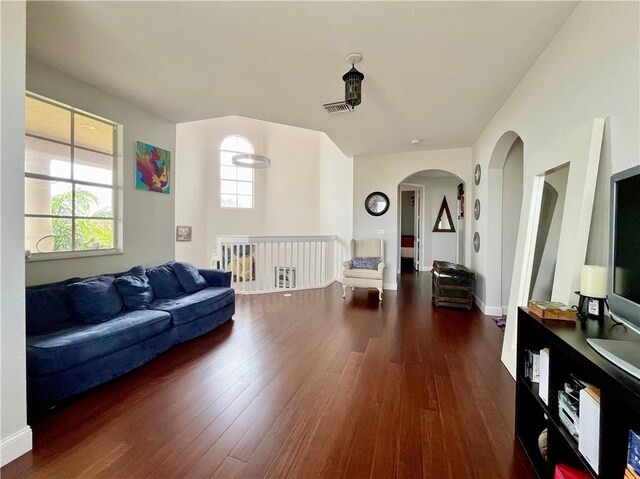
220,135 -> 254,208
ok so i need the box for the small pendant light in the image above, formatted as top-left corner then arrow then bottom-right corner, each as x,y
342,53 -> 364,108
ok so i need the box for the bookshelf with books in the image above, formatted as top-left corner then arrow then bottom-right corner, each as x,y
516,307 -> 640,479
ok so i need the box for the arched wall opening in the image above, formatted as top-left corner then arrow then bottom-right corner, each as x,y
397,169 -> 466,276
486,131 -> 524,316
351,148 -> 472,290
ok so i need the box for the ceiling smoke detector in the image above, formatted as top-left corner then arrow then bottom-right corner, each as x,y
323,100 -> 354,115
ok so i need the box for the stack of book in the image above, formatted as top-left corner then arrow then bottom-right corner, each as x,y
627,430 -> 640,479
528,300 -> 576,321
524,349 -> 540,383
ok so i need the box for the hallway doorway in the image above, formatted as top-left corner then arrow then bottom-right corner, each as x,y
397,171 -> 464,276
399,185 -> 421,272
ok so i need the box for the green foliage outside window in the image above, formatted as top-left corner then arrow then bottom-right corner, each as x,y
51,189 -> 113,251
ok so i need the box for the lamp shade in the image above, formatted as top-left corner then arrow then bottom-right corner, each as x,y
342,65 -> 364,107
580,265 -> 607,298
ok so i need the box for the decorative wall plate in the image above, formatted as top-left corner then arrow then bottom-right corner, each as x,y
474,164 -> 482,185
474,199 -> 481,220
474,232 -> 481,253
365,191 -> 390,216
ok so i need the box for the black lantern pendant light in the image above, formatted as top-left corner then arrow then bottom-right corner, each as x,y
342,53 -> 364,108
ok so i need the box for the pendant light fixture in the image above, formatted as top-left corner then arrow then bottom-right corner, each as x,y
231,153 -> 270,169
232,119 -> 271,169
342,52 -> 364,108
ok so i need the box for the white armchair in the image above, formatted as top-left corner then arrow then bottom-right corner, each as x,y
342,238 -> 386,301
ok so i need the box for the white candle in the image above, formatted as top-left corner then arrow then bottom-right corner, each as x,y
580,265 -> 608,298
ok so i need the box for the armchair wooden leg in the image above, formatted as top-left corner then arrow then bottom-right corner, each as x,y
378,288 -> 383,302
342,284 -> 347,298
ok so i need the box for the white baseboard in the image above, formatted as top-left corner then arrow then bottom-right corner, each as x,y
383,282 -> 398,291
485,304 -> 503,316
473,293 -> 486,313
473,294 -> 503,317
502,305 -> 509,315
1,426 -> 32,467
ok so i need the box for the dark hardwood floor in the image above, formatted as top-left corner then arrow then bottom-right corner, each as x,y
3,272 -> 536,479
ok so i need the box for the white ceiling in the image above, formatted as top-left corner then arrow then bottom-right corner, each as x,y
26,1 -> 577,157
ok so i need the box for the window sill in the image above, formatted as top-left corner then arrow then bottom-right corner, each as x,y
26,248 -> 124,262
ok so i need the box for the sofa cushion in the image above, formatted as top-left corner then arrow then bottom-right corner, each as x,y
114,266 -> 154,310
150,287 -> 234,325
173,262 -> 208,293
27,309 -> 172,375
25,278 -> 81,335
146,261 -> 185,299
198,269 -> 232,288
68,275 -> 124,324
343,268 -> 383,280
352,256 -> 382,270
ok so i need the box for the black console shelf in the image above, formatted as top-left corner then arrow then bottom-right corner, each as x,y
516,307 -> 640,479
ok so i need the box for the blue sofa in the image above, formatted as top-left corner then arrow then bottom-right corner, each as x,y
25,261 -> 234,406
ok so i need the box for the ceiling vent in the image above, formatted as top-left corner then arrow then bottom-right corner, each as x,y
322,100 -> 354,115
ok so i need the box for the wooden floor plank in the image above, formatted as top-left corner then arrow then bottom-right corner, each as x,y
210,456 -> 246,479
2,273 -> 536,479
369,362 -> 402,479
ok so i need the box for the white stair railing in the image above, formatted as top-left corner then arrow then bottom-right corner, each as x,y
216,235 -> 338,294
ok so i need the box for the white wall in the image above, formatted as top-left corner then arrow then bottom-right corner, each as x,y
353,148 -> 472,289
25,60 -> 177,285
403,175 -> 461,268
1,0 -> 32,465
501,139 -> 523,310
318,132 -> 353,273
175,117 -> 352,271
471,2 -> 639,375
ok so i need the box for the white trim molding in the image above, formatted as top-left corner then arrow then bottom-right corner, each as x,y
383,282 -> 398,291
473,293 -> 503,317
1,426 -> 32,467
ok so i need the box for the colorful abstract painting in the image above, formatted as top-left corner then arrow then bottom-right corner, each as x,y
135,141 -> 170,194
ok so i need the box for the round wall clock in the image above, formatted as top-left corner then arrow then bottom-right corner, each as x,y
474,164 -> 482,185
365,192 -> 390,216
473,232 -> 481,253
474,199 -> 481,220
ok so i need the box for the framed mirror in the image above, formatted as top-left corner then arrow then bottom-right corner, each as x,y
365,191 -> 390,216
528,163 -> 570,302
474,232 -> 480,252
433,197 -> 455,232
474,164 -> 482,185
474,199 -> 481,220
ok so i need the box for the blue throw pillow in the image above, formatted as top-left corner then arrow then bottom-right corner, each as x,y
146,261 -> 185,299
352,256 -> 382,270
114,266 -> 154,310
25,278 -> 81,335
67,275 -> 124,324
173,262 -> 209,293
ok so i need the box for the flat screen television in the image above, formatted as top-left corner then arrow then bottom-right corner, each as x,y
587,165 -> 640,380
